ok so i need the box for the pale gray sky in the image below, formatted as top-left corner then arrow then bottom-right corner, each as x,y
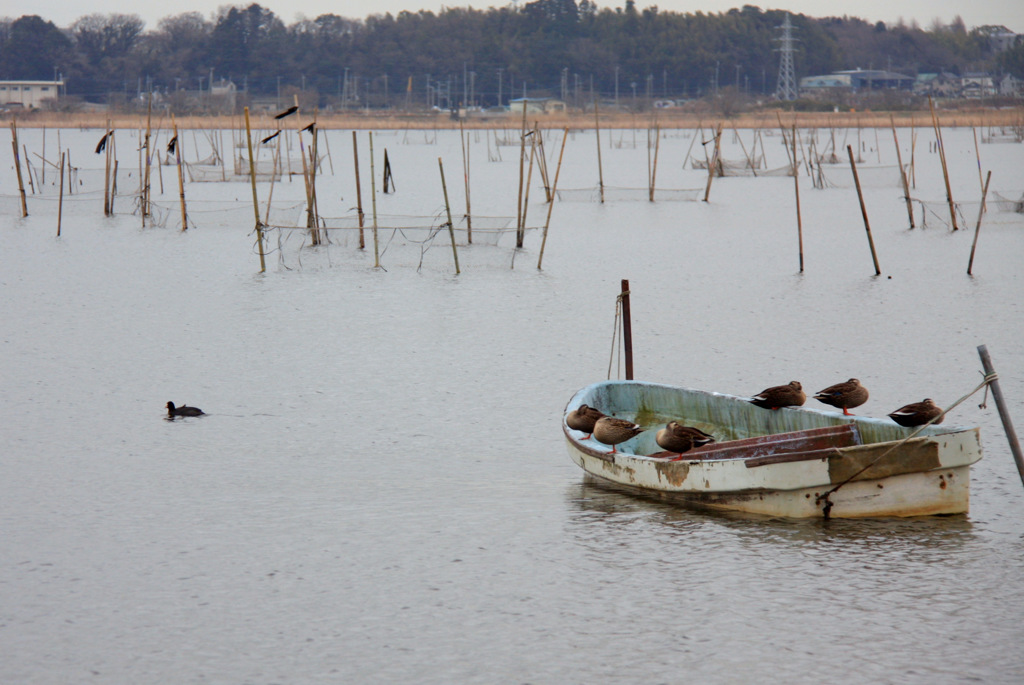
7,0 -> 1024,34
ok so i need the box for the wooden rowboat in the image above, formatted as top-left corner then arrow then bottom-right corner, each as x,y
563,380 -> 983,519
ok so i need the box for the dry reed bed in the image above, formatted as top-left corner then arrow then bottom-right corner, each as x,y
4,108 -> 1023,131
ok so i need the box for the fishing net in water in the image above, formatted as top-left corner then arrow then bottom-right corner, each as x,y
991,191 -> 1024,214
556,186 -> 703,202
264,212 -> 528,271
314,213 -> 517,247
817,164 -> 907,189
911,194 -> 1024,229
143,199 -> 305,230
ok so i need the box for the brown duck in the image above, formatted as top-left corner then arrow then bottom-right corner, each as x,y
888,399 -> 943,427
566,404 -> 606,440
593,416 -> 644,454
749,381 -> 806,410
655,422 -> 716,460
813,378 -> 869,416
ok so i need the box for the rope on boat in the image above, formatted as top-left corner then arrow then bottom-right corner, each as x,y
607,290 -> 630,380
816,371 -> 999,518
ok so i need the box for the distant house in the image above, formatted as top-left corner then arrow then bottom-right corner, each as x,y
210,79 -> 237,112
834,69 -> 915,92
799,73 -> 852,98
0,80 -> 64,109
508,97 -> 566,114
914,73 -> 961,97
961,73 -> 997,99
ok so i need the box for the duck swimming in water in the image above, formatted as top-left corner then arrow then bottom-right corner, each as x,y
167,401 -> 205,417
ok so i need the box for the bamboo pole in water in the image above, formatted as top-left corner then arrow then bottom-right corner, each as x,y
967,170 -> 993,276
517,130 -> 537,249
594,100 -> 605,203
538,127 -> 569,271
972,127 -> 986,215
847,145 -> 881,276
792,125 -> 804,273
263,134 -> 281,226
460,120 -> 472,243
369,131 -> 380,268
516,102 -> 528,229
142,96 -> 153,227
437,157 -> 461,275
351,131 -> 365,250
172,116 -> 188,231
57,152 -> 65,236
103,122 -> 113,216
891,115 -> 915,228
23,143 -> 36,195
649,124 -> 661,201
928,97 -> 958,230
243,107 -> 267,273
977,345 -> 1024,487
703,122 -> 722,202
733,124 -> 757,177
10,121 -> 28,217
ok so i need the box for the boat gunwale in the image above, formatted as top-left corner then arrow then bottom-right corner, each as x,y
563,379 -> 980,466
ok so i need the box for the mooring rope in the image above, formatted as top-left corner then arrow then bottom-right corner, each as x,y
816,371 -> 999,518
606,291 -> 629,380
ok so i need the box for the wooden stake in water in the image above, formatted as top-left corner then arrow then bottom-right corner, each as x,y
243,107 -> 267,273
369,131 -> 380,268
103,122 -> 113,216
928,97 -> 958,230
351,131 -> 366,249
847,145 -> 881,276
620,279 -> 633,381
460,120 -> 472,243
437,157 -> 461,275
594,100 -> 605,203
57,152 -> 65,236
972,127 -> 986,215
10,121 -> 28,217
977,345 -> 1024,487
890,115 -> 915,228
648,124 -> 661,200
792,125 -> 804,273
142,95 -> 153,227
703,122 -> 722,202
967,170 -> 993,276
171,116 -> 188,230
538,127 -> 569,270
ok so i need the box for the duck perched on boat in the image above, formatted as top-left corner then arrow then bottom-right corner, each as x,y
593,416 -> 644,454
566,404 -> 606,440
655,422 -> 716,460
813,378 -> 869,416
888,399 -> 943,427
167,401 -> 205,417
749,381 -> 806,410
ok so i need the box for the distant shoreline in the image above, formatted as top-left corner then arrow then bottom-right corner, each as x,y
4,108 -> 1023,130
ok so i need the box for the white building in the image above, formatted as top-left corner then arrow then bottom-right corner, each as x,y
0,80 -> 64,109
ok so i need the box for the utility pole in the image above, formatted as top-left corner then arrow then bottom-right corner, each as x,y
497,68 -> 503,107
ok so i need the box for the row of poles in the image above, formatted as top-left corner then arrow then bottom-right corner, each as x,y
779,98 -> 998,277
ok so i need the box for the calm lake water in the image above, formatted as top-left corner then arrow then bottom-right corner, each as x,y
2,121 -> 1023,683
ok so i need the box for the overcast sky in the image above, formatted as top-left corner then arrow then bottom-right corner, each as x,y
6,0 -> 1024,33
